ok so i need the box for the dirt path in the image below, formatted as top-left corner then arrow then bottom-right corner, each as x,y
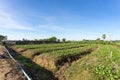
0,45 -> 27,80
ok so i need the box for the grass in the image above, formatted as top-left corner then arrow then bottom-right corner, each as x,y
64,45 -> 120,80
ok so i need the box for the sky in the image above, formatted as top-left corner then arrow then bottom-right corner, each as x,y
0,0 -> 120,40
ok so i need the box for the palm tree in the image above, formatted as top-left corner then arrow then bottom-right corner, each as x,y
102,34 -> 106,41
102,34 -> 106,45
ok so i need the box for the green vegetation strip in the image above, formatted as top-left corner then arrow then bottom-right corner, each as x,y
14,43 -> 88,49
38,45 -> 97,58
12,43 -> 88,58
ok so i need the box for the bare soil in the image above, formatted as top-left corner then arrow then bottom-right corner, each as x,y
0,45 -> 27,80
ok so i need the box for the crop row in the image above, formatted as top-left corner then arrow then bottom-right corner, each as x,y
12,44 -> 89,58
33,45 -> 97,72
15,43 -> 88,49
39,45 -> 97,58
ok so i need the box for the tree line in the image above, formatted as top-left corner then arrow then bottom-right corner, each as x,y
0,34 -> 115,45
22,36 -> 66,43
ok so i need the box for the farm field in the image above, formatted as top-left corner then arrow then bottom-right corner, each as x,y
0,0 -> 119,80
11,43 -> 97,71
10,43 -> 120,80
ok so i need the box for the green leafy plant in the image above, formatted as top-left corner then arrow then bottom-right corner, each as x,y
95,65 -> 119,80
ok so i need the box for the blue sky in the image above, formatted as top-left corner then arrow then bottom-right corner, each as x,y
0,0 -> 120,40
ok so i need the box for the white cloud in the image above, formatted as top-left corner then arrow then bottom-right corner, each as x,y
0,10 -> 34,30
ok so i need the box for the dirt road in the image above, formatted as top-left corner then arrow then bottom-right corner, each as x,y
0,45 -> 27,80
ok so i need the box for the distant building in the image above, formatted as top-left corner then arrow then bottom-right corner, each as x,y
1,36 -> 7,41
4,41 -> 16,45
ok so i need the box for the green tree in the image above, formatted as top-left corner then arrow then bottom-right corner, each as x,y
96,38 -> 100,41
0,35 -> 6,45
22,38 -> 26,41
34,39 -> 39,41
62,38 -> 66,42
49,36 -> 57,42
102,34 -> 106,45
0,35 -> 5,42
57,39 -> 60,42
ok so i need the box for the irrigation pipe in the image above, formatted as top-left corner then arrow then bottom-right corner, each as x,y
4,46 -> 16,62
4,46 -> 32,80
